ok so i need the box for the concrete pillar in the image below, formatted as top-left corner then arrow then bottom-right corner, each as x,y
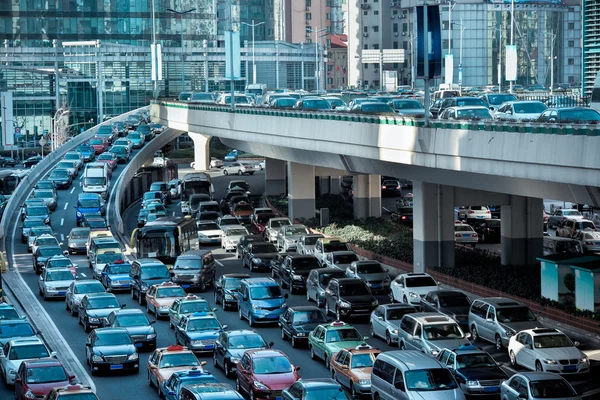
501,196 -> 543,265
188,132 -> 211,171
413,181 -> 456,272
265,158 -> 286,195
353,175 -> 382,219
287,162 -> 315,221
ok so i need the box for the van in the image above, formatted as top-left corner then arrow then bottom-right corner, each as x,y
171,250 -> 216,292
542,236 -> 584,256
314,237 -> 351,264
397,313 -> 470,356
83,166 -> 109,199
371,350 -> 465,400
87,237 -> 121,267
129,258 -> 171,305
237,278 -> 288,325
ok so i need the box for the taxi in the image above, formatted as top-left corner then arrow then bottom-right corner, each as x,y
147,345 -> 207,398
161,367 -> 217,400
168,295 -> 216,329
145,281 -> 186,318
174,312 -> 227,353
44,384 -> 99,400
308,321 -> 370,368
330,343 -> 381,397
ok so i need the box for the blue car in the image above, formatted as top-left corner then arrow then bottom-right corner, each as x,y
224,149 -> 242,162
76,144 -> 96,162
74,193 -> 105,225
237,278 -> 288,325
100,260 -> 132,291
162,368 -> 217,400
174,312 -> 226,353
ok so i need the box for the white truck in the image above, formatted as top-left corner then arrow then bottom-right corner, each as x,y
83,165 -> 109,199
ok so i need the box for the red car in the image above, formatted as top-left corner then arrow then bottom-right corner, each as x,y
236,349 -> 300,399
88,137 -> 109,154
96,152 -> 118,171
14,359 -> 74,400
250,212 -> 275,235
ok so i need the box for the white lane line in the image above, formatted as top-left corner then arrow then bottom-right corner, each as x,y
80,273 -> 87,278
60,234 -> 65,241
382,207 -> 391,213
70,187 -> 75,194
64,202 -> 69,210
60,218 -> 64,226
215,260 -> 224,267
172,211 -> 176,217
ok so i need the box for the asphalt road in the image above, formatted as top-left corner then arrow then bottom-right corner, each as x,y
3,160 -> 599,399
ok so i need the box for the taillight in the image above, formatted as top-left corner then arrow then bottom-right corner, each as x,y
485,210 -> 490,214
396,186 -> 401,189
471,234 -> 478,238
585,241 -> 594,245
468,210 -> 475,214
455,233 -> 461,237
382,186 -> 386,189
562,217 -> 567,220
401,215 -> 407,220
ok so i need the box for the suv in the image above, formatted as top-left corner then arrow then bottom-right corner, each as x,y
469,297 -> 541,351
129,258 -> 171,306
556,218 -> 596,238
278,255 -> 322,294
314,237 -> 351,264
397,313 -> 470,356
323,278 -> 378,321
237,278 -> 288,326
171,250 -> 216,292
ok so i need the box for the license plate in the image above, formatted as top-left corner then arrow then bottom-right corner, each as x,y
135,343 -> 142,348
476,216 -> 484,219
371,284 -> 381,288
276,398 -> 282,400
266,314 -> 278,318
205,345 -> 214,349
462,234 -> 471,237
110,364 -> 123,370
484,387 -> 498,393
181,284 -> 190,289
489,207 -> 496,211
211,239 -> 219,243
563,365 -> 576,371
58,291 -> 66,295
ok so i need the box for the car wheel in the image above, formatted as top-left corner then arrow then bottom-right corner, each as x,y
138,293 -> 144,306
331,368 -> 336,380
389,292 -> 396,303
310,345 -> 316,360
213,352 -> 219,368
238,307 -> 244,320
481,233 -> 486,242
369,324 -> 376,338
223,170 -> 228,176
350,382 -> 358,399
291,336 -> 298,348
471,326 -> 479,342
248,314 -> 256,327
84,319 -> 91,333
495,334 -> 504,351
148,371 -> 154,387
324,354 -> 330,369
131,288 -> 136,300
400,341 -> 406,350
306,290 -> 311,303
157,382 -> 163,398
403,295 -> 408,304
386,331 -> 392,346
235,378 -> 242,393
271,268 -> 276,278
169,320 -> 174,329
325,302 -> 330,316
509,350 -> 517,367
237,170 -> 243,175
214,291 -> 220,305
89,360 -> 96,376
224,361 -> 232,377
281,329 -> 287,340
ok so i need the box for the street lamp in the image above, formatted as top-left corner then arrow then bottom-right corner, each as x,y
167,8 -> 197,93
241,20 -> 265,85
544,30 -> 556,95
452,20 -> 466,89
492,26 -> 503,93
307,27 -> 327,92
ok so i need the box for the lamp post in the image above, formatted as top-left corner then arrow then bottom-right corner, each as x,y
167,8 -> 197,93
452,21 -> 465,89
409,33 -> 416,89
307,27 -> 327,92
241,20 -> 265,85
509,0 -> 515,93
151,0 -> 157,100
492,26 -> 503,92
544,30 -> 556,94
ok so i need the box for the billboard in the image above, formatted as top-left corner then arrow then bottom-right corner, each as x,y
488,0 -> 562,4
225,31 -> 241,80
416,5 -> 442,79
506,45 -> 518,82
1,92 -> 14,147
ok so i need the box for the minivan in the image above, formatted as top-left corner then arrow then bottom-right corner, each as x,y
542,236 -> 584,256
171,250 -> 216,292
371,350 -> 465,400
397,313 -> 470,357
129,258 -> 171,305
237,278 -> 288,326
82,166 -> 109,199
468,297 -> 541,351
314,237 -> 351,264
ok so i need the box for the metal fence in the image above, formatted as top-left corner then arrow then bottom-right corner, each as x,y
514,94 -> 589,108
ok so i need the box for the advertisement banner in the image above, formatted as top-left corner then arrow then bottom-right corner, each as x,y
505,45 -> 518,82
151,44 -> 163,81
416,5 -> 442,79
488,0 -> 562,4
225,31 -> 241,80
1,92 -> 14,147
445,54 -> 454,85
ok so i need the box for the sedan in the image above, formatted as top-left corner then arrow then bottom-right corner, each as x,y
454,222 -> 478,247
235,349 -> 300,400
279,306 -> 328,348
296,234 -> 324,256
38,268 -> 75,300
500,372 -> 580,400
85,328 -> 139,375
574,230 -> 600,252
537,107 -> 600,124
350,102 -> 396,115
106,309 -> 157,350
65,280 -> 106,317
547,209 -> 583,229
222,162 -> 256,176
369,304 -> 416,346
210,158 -> 224,168
388,99 -> 428,117
214,273 -> 250,311
31,189 -> 57,212
23,156 -> 43,168
494,101 -> 547,121
213,329 -> 273,377
0,156 -> 18,167
439,106 -> 495,121
96,152 -> 118,170
14,359 -> 74,400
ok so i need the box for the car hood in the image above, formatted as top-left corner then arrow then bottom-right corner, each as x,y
428,338 -> 470,351
301,245 -> 316,252
283,234 -> 304,242
154,298 -> 179,307
158,366 -> 194,381
534,346 -> 584,361
341,294 -> 376,304
360,272 -> 389,282
456,366 -> 508,381
94,344 -> 136,356
78,207 -> 101,213
405,286 -> 438,296
397,109 -> 427,115
232,210 -> 252,217
268,226 -> 285,232
326,341 -> 365,354
499,321 -> 542,334
199,229 -> 223,236
123,325 -> 155,336
0,334 -> 38,347
252,298 -> 286,309
440,306 -> 471,319
291,322 -> 322,333
186,330 -> 221,341
224,234 -> 245,242
105,273 -> 131,281
44,279 -> 74,289
87,308 -> 119,318
410,389 -> 464,400
69,238 -> 88,246
350,367 -> 373,380
252,252 -> 278,260
28,380 -> 71,396
257,372 -> 299,390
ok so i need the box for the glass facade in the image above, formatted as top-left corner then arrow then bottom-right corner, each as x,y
583,0 -> 600,94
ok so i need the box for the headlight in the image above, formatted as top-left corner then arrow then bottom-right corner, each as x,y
198,233 -> 207,238
409,292 -> 419,298
358,379 -> 371,385
252,304 -> 260,309
371,300 -> 379,307
339,301 -> 351,308
391,329 -> 398,334
581,356 -> 589,363
230,357 -> 241,363
225,294 -> 234,300
504,330 -> 514,337
92,355 -> 103,362
292,274 -> 303,281
253,381 -> 269,391
8,368 -> 17,375
431,350 -> 439,356
252,258 -> 262,264
296,332 -> 306,337
146,334 -> 157,339
24,389 -> 37,399
192,340 -> 204,345
466,380 -> 480,387
88,317 -> 100,323
127,353 -> 138,360
542,359 -> 557,364
140,283 -> 149,290
76,212 -> 82,217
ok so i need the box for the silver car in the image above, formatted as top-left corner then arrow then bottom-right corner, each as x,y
31,189 -> 57,212
296,234 -> 324,255
345,260 -> 391,293
65,279 -> 106,316
323,251 -> 359,270
276,224 -> 310,252
573,229 -> 600,252
27,226 -> 54,252
265,217 -> 292,242
221,225 -> 249,252
67,227 -> 91,255
397,312 -> 470,357
369,304 -> 417,346
38,268 -> 75,300
500,372 -> 581,400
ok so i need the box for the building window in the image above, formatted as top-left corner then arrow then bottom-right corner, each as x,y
326,13 -> 331,20
568,7 -> 575,13
568,22 -> 574,30
306,39 -> 312,43
306,26 -> 312,32
364,11 -> 368,15
326,26 -> 331,33
402,23 -> 408,33
374,10 -> 379,15
306,0 -> 311,6
403,41 -> 408,50
568,40 -> 574,47
393,23 -> 398,33
393,63 -> 399,69
568,76 -> 575,83
373,26 -> 379,33
364,64 -> 369,69
568,58 -> 574,65
442,21 -> 449,30
363,44 -> 369,49
393,41 -> 398,49
374,80 -> 380,87
373,44 -> 379,49
306,13 -> 311,20
363,26 -> 368,33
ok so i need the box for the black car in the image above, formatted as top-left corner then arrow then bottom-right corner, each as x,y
85,327 -> 139,375
488,206 -> 501,219
0,156 -> 18,167
279,306 -> 328,348
419,290 -> 472,331
473,218 -> 501,243
279,255 -> 322,294
235,235 -> 265,259
270,252 -> 296,279
47,168 -> 72,189
381,180 -> 401,197
106,309 -> 157,351
78,293 -> 124,332
23,156 -> 43,168
214,273 -> 250,311
110,145 -> 130,163
20,217 -> 46,243
323,278 -> 378,321
241,242 -> 279,272
219,190 -> 246,214
33,245 -> 67,274
213,329 -> 273,377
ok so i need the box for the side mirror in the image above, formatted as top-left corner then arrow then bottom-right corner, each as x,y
486,317 -> 494,322
50,351 -> 57,358
295,366 -> 301,371
241,369 -> 249,374
363,336 -> 369,341
121,304 -> 126,309
342,365 -> 349,370
133,275 -> 140,280
574,341 -> 581,347
394,381 -> 405,391
412,335 -> 421,341
268,341 -> 274,348
222,325 -> 228,330
284,293 -> 289,299
63,251 -> 69,256
150,320 -> 156,325
68,374 -> 76,381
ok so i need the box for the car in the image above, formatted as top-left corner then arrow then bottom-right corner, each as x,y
225,195 -> 251,217
227,180 -> 251,196
47,168 -> 72,189
33,246 -> 67,274
556,218 -> 596,238
95,152 -> 118,171
129,258 -> 171,306
67,227 -> 90,254
308,321 -> 370,368
76,144 -> 96,162
454,222 -> 479,247
278,255 -> 321,294
214,273 -> 250,311
330,343 -> 381,397
23,205 -> 51,226
296,234 -> 324,255
27,226 -> 54,252
85,327 -> 139,375
276,224 -> 310,252
547,209 -> 584,229
381,179 -> 402,197
230,202 -> 253,225
168,295 -> 217,329
136,123 -> 155,142
323,251 -> 360,270
78,293 -> 123,332
221,225 -> 249,252
305,267 -> 347,307
168,178 -> 181,199
45,384 -> 99,399
81,214 -> 106,230
573,229 -> 600,252
249,212 -> 276,235
149,181 -> 171,204
390,272 -> 439,306
0,156 -> 18,167
237,278 -> 289,326
31,233 -> 60,255
44,255 -> 76,274
494,100 -> 548,121
106,309 -> 157,350
264,217 -> 292,242
218,191 -> 245,214
241,241 -> 279,272
0,338 -> 55,385
91,250 -> 126,280
38,268 -> 75,300
269,252 -> 296,279
31,189 -> 57,212
472,218 -> 501,243
137,209 -> 151,227
235,349 -> 300,400
388,98 -> 429,118
23,156 -> 43,168
216,215 -> 241,231
269,97 -> 299,109
345,260 -> 391,294
63,152 -> 84,170
162,370 -> 219,400
21,198 -> 46,219
171,250 -> 217,292
65,280 -> 106,316
14,359 -> 74,400
147,345 -> 207,397
419,290 -> 472,331
282,379 -> 351,400
537,107 -> 600,123
314,237 -> 351,265
500,372 -> 580,400
469,297 -> 541,351
197,211 -> 221,225
110,145 -> 130,163
55,160 -> 78,179
100,260 -> 132,291
279,306 -> 329,348
74,193 -> 105,225
210,158 -> 224,169
0,303 -> 22,322
126,131 -> 145,148
323,278 -> 378,321
142,190 -> 165,206
113,137 -> 133,152
175,312 -> 227,353
397,312 -> 470,356
145,281 -> 187,318
508,328 -> 590,374
20,217 -> 46,244
94,126 -> 116,144
0,320 -> 39,347
369,304 -> 417,346
236,234 -> 266,259
222,162 -> 254,176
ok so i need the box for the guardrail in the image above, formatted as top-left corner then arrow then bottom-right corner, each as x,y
157,100 -> 600,135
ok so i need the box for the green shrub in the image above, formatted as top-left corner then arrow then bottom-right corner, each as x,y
267,194 -> 288,215
166,148 -> 194,158
539,297 -> 600,321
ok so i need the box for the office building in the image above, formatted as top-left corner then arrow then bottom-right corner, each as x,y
583,0 -> 600,94
328,34 -> 349,89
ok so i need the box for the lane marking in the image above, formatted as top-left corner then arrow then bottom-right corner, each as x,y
60,218 -> 64,226
64,202 -> 69,210
70,187 -> 75,194
80,273 -> 87,278
172,211 -> 176,217
382,207 -> 391,213
215,260 -> 224,267
60,234 -> 65,241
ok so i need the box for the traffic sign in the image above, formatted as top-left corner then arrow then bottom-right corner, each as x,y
15,127 -> 20,134
39,137 -> 47,146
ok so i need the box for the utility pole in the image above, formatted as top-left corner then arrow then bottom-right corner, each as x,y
510,0 -> 514,93
152,0 -> 157,100
241,20 -> 265,84
227,0 -> 236,111
423,0 -> 430,127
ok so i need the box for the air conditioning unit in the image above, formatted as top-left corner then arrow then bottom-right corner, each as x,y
394,33 -> 399,37
391,16 -> 395,19
306,6 -> 310,11
360,3 -> 370,9
306,20 -> 311,25
363,33 -> 369,37
402,14 -> 407,18
399,68 -> 404,72
402,32 -> 406,36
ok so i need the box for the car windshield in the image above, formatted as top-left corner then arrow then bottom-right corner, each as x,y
97,253 -> 124,264
303,236 -> 321,246
188,318 -> 220,331
456,108 -> 492,119
227,228 -> 248,236
200,204 -> 220,213
9,344 -> 49,360
0,308 -> 20,320
64,154 -> 80,161
270,220 -> 291,228
405,368 -> 458,391
292,258 -> 321,271
199,223 -> 220,231
228,334 -> 266,349
128,133 -> 141,139
456,353 -> 497,368
85,177 -> 106,186
234,203 -> 253,212
116,314 -> 149,327
455,226 -> 474,232
339,281 -> 370,296
179,301 -> 209,314
319,271 -> 345,286
423,323 -> 463,340
86,219 -> 107,229
111,147 -> 126,154
361,103 -> 394,113
23,220 -> 45,228
156,287 -> 186,298
251,244 -> 278,253
253,355 -> 293,374
276,98 -> 297,107
39,247 -> 62,256
351,353 -> 377,368
250,286 -> 282,300
513,102 -> 547,113
333,254 -> 359,264
28,207 -> 47,216
438,294 -> 470,308
292,310 -> 327,325
0,323 -> 35,338
79,199 -> 100,208
324,242 -> 349,252
326,98 -> 346,107
486,94 -> 516,105
326,328 -> 362,343
406,276 -> 437,287
50,170 -> 69,179
30,229 -> 51,238
159,353 -> 199,368
356,263 -> 384,274
387,308 -> 413,320
256,214 -> 274,224
392,100 -> 423,110
96,331 -> 131,346
35,190 -> 54,198
87,297 -> 120,309
89,139 -> 103,145
303,99 -> 330,109
37,238 -> 58,246
562,210 -> 582,217
140,266 -> 170,280
26,365 -> 67,384
534,334 -> 573,349
529,379 -> 577,398
98,154 -> 113,160
286,226 -> 309,235
496,307 -> 536,323
559,109 -> 600,122
108,264 -> 130,274
74,282 -> 105,294
46,270 -> 74,281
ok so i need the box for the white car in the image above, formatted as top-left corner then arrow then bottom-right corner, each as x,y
508,328 -> 590,374
322,251 -> 359,270
276,224 -> 310,252
222,162 -> 258,176
210,158 -> 224,168
458,206 -> 491,221
390,272 -> 439,306
31,233 -> 61,255
573,229 -> 600,252
197,221 -> 223,244
494,100 -> 548,121
454,222 -> 478,247
38,268 -> 75,300
265,217 -> 292,242
0,338 -> 56,385
258,160 -> 265,170
221,225 -> 249,251
296,234 -> 324,255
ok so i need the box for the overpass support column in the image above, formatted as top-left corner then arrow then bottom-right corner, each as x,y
188,132 -> 211,171
353,175 -> 382,219
265,158 -> 286,195
287,162 -> 315,221
413,182 -> 455,273
501,196 -> 543,265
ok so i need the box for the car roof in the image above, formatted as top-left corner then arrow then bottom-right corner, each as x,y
476,297 -> 525,308
241,277 -> 278,287
24,359 -> 64,368
525,328 -> 564,337
379,350 -> 445,370
226,329 -> 261,337
221,273 -> 251,279
298,378 -> 341,389
516,371 -> 569,381
404,312 -> 454,324
9,337 -> 45,346
330,251 -> 356,256
246,349 -> 286,359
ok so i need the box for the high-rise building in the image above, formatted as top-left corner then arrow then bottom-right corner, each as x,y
328,34 -> 349,89
583,0 -> 600,94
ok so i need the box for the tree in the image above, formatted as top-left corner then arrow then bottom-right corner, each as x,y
53,100 -> 72,150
